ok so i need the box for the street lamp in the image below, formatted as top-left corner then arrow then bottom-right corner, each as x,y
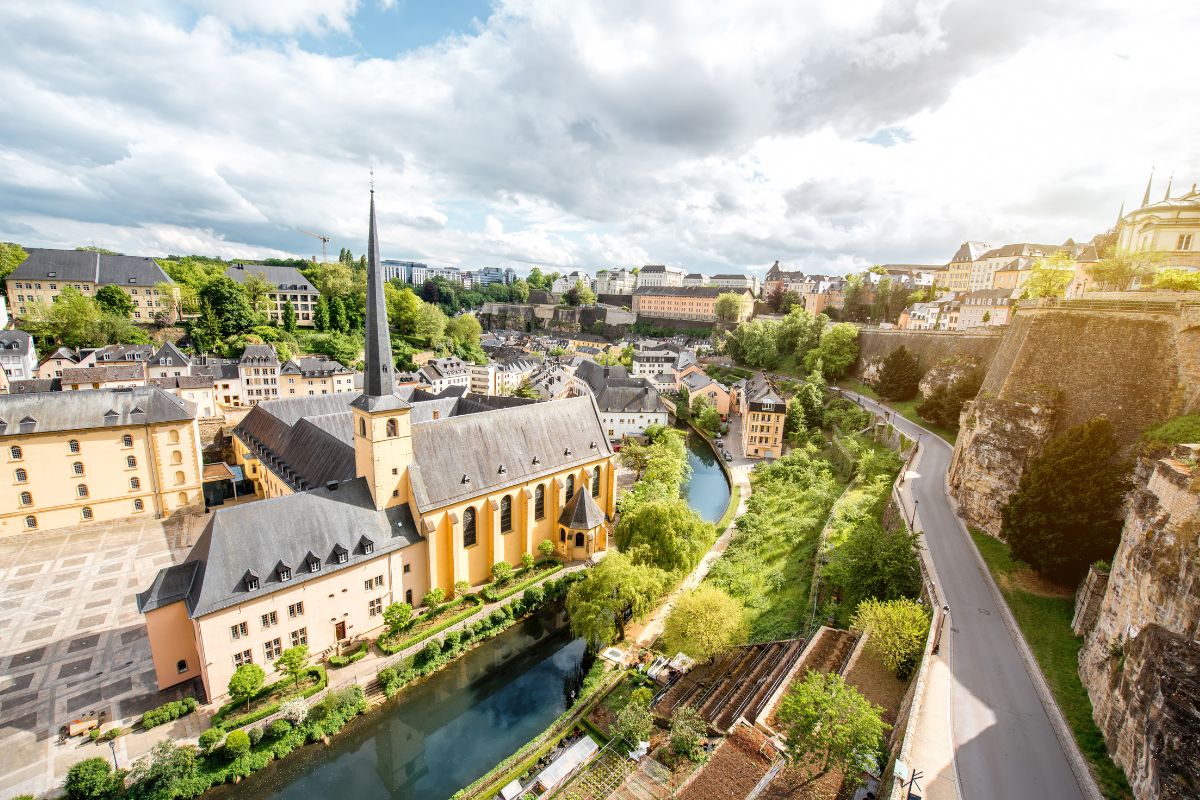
108,738 -> 119,770
909,498 -> 919,529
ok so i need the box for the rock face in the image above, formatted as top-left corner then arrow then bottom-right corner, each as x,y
478,302 -> 633,334
1078,445 -> 1200,800
949,307 -> 1200,536
853,328 -> 1003,381
917,355 -> 982,400
947,390 -> 1057,536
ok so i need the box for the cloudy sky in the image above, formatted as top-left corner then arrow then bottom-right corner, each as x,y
2,0 -> 1198,277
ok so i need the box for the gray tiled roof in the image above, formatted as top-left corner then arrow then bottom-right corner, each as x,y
151,342 -> 191,366
744,372 -> 784,406
0,330 -> 34,356
138,478 -> 420,618
62,364 -> 146,384
574,361 -> 664,414
224,263 -> 316,292
9,378 -> 60,394
239,344 -> 279,364
0,387 -> 193,437
280,356 -> 352,377
87,344 -> 153,362
149,375 -> 214,390
559,488 -> 606,530
10,248 -> 173,286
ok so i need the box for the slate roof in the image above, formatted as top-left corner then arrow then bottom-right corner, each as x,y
224,263 -> 316,292
10,248 -> 173,286
9,378 -> 60,394
151,342 -> 190,366
977,243 -> 1062,260
40,346 -> 79,364
574,360 -> 664,415
137,478 -> 420,617
0,330 -> 34,356
559,488 -> 607,530
280,357 -> 352,377
743,372 -> 784,406
62,364 -> 146,384
0,387 -> 193,437
681,371 -> 724,393
149,375 -> 214,390
949,241 -> 992,263
87,344 -> 153,363
239,344 -> 279,364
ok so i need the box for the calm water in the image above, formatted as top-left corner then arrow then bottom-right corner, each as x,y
683,429 -> 732,523
213,604 -> 589,800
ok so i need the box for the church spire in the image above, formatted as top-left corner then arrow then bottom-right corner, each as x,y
1115,201 -> 1124,228
1141,168 -> 1154,207
363,188 -> 395,398
1164,174 -> 1173,201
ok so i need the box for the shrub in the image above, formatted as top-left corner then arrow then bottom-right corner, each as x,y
492,561 -> 515,584
141,697 -> 198,729
268,719 -> 292,740
198,728 -> 223,752
538,539 -> 555,558
669,706 -> 707,762
248,726 -> 264,746
88,729 -> 102,742
280,698 -> 308,724
328,641 -> 368,668
851,598 -> 931,677
521,552 -> 535,570
454,580 -> 471,597
442,630 -> 462,650
377,667 -> 397,687
523,585 -> 545,606
423,587 -> 446,611
103,727 -> 123,741
65,758 -> 119,800
420,640 -> 442,665
489,609 -> 506,626
224,729 -> 251,759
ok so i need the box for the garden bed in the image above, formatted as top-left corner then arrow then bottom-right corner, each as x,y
211,666 -> 327,731
376,594 -> 483,654
479,560 -> 562,602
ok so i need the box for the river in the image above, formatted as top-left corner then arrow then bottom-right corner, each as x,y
682,428 -> 732,523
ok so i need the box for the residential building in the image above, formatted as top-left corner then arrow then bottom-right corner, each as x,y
551,271 -> 593,294
737,372 -> 785,459
36,346 -> 79,379
573,361 -> 668,440
635,265 -> 687,288
77,344 -> 154,369
472,357 -> 540,396
1115,176 -> 1200,270
630,344 -> 681,379
968,244 -> 1061,292
192,357 -> 242,407
139,192 -> 615,701
0,331 -> 38,382
632,286 -> 753,323
61,364 -> 146,391
679,372 -> 732,417
280,357 -> 356,397
225,264 -> 319,326
238,345 -> 280,405
956,289 -> 1015,330
6,248 -> 175,320
595,268 -> 636,295
417,357 -> 472,392
944,241 -> 991,294
528,362 -> 575,400
0,386 -> 204,534
149,376 -> 217,418
147,343 -> 192,379
763,261 -> 807,296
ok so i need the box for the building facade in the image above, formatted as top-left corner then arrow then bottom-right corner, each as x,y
737,372 -> 785,459
238,345 -> 280,405
7,249 -> 176,320
225,264 -> 320,327
280,357 -> 355,397
632,286 -> 753,323
595,268 -> 636,295
1115,177 -> 1200,270
635,265 -> 687,288
0,387 -> 203,534
0,331 -> 37,382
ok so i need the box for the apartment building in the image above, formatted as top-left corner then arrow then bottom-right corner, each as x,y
60,364 -> 146,391
225,264 -> 320,327
710,273 -> 759,294
573,360 -> 668,440
238,345 -> 280,405
632,286 -> 753,323
0,387 -> 204,534
417,357 -> 471,392
944,241 -> 991,294
36,347 -> 79,379
635,264 -> 687,288
0,331 -> 37,382
77,344 -> 154,369
595,268 -> 636,295
280,357 -> 356,397
957,289 -> 1014,330
6,248 -> 176,320
737,372 -> 785,459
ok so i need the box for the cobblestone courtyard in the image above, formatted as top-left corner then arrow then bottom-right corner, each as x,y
0,513 -> 209,798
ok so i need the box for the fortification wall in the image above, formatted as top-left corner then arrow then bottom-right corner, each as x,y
853,328 -> 1003,380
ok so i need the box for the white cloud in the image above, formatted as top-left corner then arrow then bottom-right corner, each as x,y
0,0 -> 1197,275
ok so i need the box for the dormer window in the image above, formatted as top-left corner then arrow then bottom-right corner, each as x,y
278,565 -> 292,582
244,571 -> 260,591
498,464 -> 507,475
333,544 -> 348,564
360,536 -> 375,555
461,473 -> 471,485
307,555 -> 321,572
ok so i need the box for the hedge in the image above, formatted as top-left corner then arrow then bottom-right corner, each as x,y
479,560 -> 563,603
211,666 -> 327,731
328,641 -> 368,668
141,696 -> 198,729
376,595 -> 483,655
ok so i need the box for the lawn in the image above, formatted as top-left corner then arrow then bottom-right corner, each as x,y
837,378 -> 957,445
970,531 -> 1132,800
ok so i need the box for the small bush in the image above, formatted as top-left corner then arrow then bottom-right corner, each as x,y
268,719 -> 292,740
248,726 -> 264,745
523,585 -> 545,606
377,667 -> 397,687
420,640 -> 442,665
489,609 -> 506,626
224,729 -> 251,759
280,698 -> 308,725
521,552 -> 535,570
141,696 -> 198,729
198,727 -> 223,751
88,728 -> 102,742
442,630 -> 462,650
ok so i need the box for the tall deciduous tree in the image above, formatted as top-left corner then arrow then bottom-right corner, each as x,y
615,498 -> 711,573
274,645 -> 309,688
446,312 -> 482,347
313,295 -> 330,331
94,284 -> 134,317
1000,417 -> 1130,583
804,323 -> 858,378
1087,247 -> 1165,291
415,303 -> 447,346
227,663 -> 265,711
199,277 -> 256,336
0,242 -> 29,295
662,585 -> 749,662
281,300 -> 297,334
386,284 -> 422,335
824,520 -> 922,611
776,671 -> 888,779
1024,250 -> 1076,299
714,292 -> 744,324
875,345 -> 921,401
851,598 -> 930,677
565,551 -> 667,648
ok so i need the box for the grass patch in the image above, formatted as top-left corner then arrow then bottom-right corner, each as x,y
970,530 -> 1132,800
838,378 -> 957,445
715,484 -> 742,532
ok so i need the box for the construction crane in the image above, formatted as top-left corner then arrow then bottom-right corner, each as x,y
300,230 -> 331,263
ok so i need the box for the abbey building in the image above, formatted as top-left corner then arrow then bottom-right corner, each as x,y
138,193 -> 615,700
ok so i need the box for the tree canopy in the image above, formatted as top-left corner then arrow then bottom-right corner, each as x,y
714,292 -> 744,323
94,284 -> 134,317
615,497 -> 712,573
1087,247 -> 1165,291
851,598 -> 930,677
804,323 -> 859,378
875,345 -> 921,401
776,671 -> 888,779
662,585 -> 749,662
565,551 -> 667,648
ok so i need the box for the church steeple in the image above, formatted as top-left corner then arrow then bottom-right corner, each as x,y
1141,168 -> 1154,207
1163,174 -> 1173,201
363,189 -> 395,399
1115,201 -> 1124,228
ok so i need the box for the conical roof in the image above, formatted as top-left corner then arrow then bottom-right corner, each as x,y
558,488 -> 606,530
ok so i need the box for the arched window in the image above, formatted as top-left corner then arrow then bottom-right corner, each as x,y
68,439 -> 80,453
134,499 -> 144,511
176,659 -> 188,674
72,462 -> 84,475
19,491 -> 32,506
534,484 -> 545,519
565,474 -> 575,500
575,531 -> 585,547
9,445 -> 22,460
15,468 -> 27,483
170,451 -> 182,465
591,466 -> 601,497
386,418 -> 398,437
559,527 -> 567,542
25,515 -> 37,530
130,477 -> 141,489
126,456 -> 137,469
463,507 -> 477,547
174,471 -> 185,485
77,484 -> 89,498
81,507 -> 93,520
122,434 -> 133,448
178,491 -> 189,504
500,495 -> 512,532
168,430 -> 180,444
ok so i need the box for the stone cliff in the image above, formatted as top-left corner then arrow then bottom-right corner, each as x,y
949,306 -> 1200,535
1078,445 -> 1200,800
853,328 -> 1002,382
478,302 -> 634,335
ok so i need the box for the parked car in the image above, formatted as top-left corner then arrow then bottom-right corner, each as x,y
723,452 -> 733,462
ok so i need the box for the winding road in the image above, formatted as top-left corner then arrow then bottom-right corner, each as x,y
844,391 -> 1090,800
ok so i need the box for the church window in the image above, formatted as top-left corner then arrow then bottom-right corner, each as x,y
359,418 -> 366,436
575,531 -> 585,547
591,466 -> 601,497
500,495 -> 512,532
559,527 -> 567,542
386,418 -> 398,437
534,484 -> 545,519
565,474 -> 575,500
463,507 -> 477,547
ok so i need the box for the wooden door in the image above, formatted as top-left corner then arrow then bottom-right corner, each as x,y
334,621 -> 346,641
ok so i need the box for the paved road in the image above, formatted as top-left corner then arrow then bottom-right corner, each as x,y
845,392 -> 1087,800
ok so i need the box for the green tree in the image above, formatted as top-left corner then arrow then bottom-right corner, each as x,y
851,598 -> 931,676
199,277 -> 257,336
779,290 -> 802,314
776,671 -> 888,780
714,292 -> 744,324
274,645 -> 309,688
65,757 -> 121,800
127,740 -> 199,800
527,267 -> 547,289
454,579 -> 471,597
241,273 -> 276,320
386,284 -> 422,335
669,706 -> 707,761
520,552 -> 536,569
383,601 -> 413,631
227,663 -> 265,711
662,585 -> 748,662
309,332 -> 360,366
1152,268 -> 1200,292
189,301 -> 224,354
223,729 -> 251,760
804,323 -> 858,378
875,345 -> 921,401
446,312 -> 483,347
415,303 -> 447,346
784,399 -> 808,445
422,586 -> 445,611
509,278 -> 530,302
611,695 -> 654,753
538,538 -> 556,558
916,371 -> 981,430
724,320 -> 778,368
797,365 -> 826,430
775,307 -> 824,358
512,379 -> 540,399
1000,417 -> 1130,582
616,498 -> 711,573
313,295 -> 330,331
94,284 -> 134,317
1024,250 -> 1076,299
824,520 -> 922,610
282,300 -> 297,334
565,551 -> 667,648
328,295 -> 348,333
22,288 -> 104,349
491,561 -> 514,583
1087,247 -> 1165,291
0,242 -> 29,295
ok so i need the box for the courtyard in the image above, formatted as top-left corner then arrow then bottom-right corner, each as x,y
0,512 -> 210,798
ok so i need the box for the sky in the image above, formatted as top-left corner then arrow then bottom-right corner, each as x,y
2,0 -> 1199,278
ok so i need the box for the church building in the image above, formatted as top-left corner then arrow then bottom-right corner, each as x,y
138,192 -> 615,700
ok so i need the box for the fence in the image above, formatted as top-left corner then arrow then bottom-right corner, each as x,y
1015,297 -> 1190,314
